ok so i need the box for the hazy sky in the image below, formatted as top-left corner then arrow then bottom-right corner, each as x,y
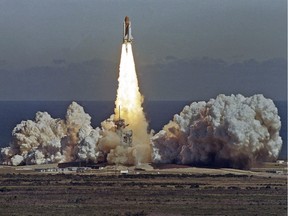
0,0 -> 286,101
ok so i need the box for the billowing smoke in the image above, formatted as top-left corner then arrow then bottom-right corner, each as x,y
0,94 -> 283,169
0,100 -> 149,166
152,94 -> 282,169
0,102 -> 102,166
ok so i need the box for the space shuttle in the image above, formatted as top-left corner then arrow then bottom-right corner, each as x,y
123,16 -> 133,43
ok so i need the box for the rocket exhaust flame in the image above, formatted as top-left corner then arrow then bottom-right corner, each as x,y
115,43 -> 141,116
111,43 -> 151,165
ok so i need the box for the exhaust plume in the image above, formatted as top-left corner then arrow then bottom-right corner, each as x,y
108,43 -> 151,165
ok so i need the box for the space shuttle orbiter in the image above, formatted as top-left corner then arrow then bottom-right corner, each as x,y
123,16 -> 133,43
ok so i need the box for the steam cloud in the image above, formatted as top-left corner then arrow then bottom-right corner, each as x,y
0,102 -> 101,166
152,94 -> 282,169
0,94 -> 283,168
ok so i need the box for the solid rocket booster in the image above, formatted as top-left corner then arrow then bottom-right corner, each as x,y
123,16 -> 133,43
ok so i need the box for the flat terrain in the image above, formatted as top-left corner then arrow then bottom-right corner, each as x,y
0,164 -> 287,216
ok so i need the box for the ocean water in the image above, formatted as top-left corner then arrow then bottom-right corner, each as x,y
0,100 -> 286,159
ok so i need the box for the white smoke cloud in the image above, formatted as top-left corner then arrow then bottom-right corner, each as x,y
61,102 -> 94,162
1,111 -> 65,165
77,128 -> 102,163
0,101 -> 148,166
152,94 -> 282,169
0,94 -> 283,169
0,102 -> 102,166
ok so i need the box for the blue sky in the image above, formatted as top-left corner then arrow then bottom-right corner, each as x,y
0,0 -> 286,101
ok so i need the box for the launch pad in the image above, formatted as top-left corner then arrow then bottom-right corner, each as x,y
113,106 -> 133,146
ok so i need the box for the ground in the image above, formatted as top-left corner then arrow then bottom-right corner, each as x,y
0,163 -> 287,216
